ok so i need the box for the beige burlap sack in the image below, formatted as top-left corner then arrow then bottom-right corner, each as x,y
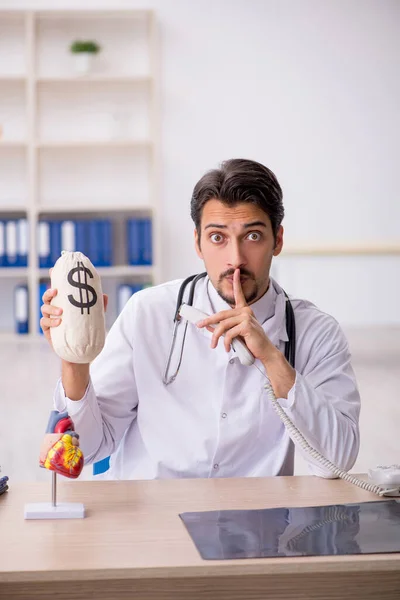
50,251 -> 106,364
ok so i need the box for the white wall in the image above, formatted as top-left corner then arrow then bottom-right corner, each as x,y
2,0 -> 399,326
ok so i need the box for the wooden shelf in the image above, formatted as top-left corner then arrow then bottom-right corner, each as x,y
36,204 -> 152,214
0,141 -> 26,148
0,8 -> 159,334
0,206 -> 27,213
36,75 -> 152,84
0,75 -> 26,82
36,139 -> 151,149
281,245 -> 400,257
97,265 -> 153,277
0,332 -> 31,340
0,268 -> 28,278
0,11 -> 26,18
37,265 -> 153,278
36,10 -> 151,19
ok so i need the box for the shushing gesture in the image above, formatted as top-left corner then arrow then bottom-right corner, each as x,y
196,268 -> 277,365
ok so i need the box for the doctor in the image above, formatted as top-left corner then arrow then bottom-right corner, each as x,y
41,158 -> 360,480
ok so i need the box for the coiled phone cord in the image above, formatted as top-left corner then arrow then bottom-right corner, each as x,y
263,382 -> 399,497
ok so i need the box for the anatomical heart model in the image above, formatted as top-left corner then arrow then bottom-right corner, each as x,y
40,411 -> 84,478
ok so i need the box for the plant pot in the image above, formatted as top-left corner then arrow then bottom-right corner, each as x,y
73,52 -> 93,76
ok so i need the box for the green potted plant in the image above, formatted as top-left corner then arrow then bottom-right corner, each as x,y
69,40 -> 101,75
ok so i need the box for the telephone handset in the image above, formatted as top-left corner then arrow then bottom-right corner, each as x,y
179,304 -> 254,366
179,304 -> 400,498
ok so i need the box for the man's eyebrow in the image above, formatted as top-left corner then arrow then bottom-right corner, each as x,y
204,223 -> 227,230
204,221 -> 267,230
243,221 -> 267,229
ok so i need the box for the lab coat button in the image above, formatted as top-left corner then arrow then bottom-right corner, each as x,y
229,358 -> 234,364
213,463 -> 219,470
221,412 -> 227,419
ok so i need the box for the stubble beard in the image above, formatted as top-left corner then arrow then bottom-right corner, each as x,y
216,268 -> 259,307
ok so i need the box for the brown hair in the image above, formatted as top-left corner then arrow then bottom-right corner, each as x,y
190,158 -> 284,243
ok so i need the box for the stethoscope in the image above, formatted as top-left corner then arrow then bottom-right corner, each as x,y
163,272 -> 296,385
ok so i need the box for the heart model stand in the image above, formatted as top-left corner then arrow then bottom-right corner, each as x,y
24,410 -> 85,519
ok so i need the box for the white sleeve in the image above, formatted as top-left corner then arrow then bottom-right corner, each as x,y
53,301 -> 138,465
277,321 -> 360,478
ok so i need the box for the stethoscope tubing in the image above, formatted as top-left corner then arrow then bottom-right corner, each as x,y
163,273 -> 296,385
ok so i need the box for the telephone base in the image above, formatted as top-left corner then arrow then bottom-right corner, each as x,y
369,465 -> 400,496
381,488 -> 400,498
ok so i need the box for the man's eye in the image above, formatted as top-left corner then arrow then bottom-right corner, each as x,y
210,233 -> 224,243
247,232 -> 261,241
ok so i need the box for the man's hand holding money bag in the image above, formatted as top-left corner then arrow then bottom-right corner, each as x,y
39,251 -> 107,477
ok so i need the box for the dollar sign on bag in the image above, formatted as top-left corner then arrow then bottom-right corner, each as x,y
67,262 -> 98,315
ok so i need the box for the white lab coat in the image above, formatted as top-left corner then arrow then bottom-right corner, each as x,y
54,276 -> 360,480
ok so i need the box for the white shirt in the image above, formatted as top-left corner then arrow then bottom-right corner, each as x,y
54,276 -> 360,480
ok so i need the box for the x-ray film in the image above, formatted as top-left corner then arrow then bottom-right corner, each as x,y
180,500 -> 400,560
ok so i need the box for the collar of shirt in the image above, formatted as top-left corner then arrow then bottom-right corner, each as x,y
192,275 -> 289,350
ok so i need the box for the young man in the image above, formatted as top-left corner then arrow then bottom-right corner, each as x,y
41,159 -> 360,480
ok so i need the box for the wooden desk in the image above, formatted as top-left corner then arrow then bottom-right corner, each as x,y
1,476 -> 399,600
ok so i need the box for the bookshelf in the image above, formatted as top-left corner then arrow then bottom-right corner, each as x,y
0,9 -> 160,336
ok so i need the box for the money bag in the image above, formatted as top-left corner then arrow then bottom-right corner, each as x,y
50,251 -> 106,363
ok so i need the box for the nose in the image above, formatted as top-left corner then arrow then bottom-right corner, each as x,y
227,238 -> 247,271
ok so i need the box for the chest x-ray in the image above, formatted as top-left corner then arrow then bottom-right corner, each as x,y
180,500 -> 400,560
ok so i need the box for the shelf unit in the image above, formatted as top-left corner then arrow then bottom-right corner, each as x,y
0,9 -> 160,336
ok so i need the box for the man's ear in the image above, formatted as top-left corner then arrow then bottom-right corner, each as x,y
273,225 -> 284,257
194,228 -> 203,259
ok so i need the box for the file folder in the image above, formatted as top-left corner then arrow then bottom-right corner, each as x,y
0,221 -> 5,267
127,218 -> 141,265
117,284 -> 144,314
93,456 -> 110,476
61,220 -> 76,252
14,284 -> 29,334
99,219 -> 112,267
140,218 -> 152,265
75,220 -> 88,255
5,220 -> 18,267
38,281 -> 50,334
88,220 -> 101,266
37,221 -> 52,269
17,218 -> 28,267
50,221 -> 62,266
117,284 -> 133,314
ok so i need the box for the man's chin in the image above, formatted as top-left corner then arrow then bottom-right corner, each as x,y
217,282 -> 258,306
217,292 -> 236,307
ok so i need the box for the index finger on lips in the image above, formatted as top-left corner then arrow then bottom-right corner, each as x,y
233,268 -> 247,309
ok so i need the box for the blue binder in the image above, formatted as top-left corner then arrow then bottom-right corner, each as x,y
60,220 -> 76,253
50,221 -> 62,266
38,281 -> 50,334
17,218 -> 28,267
0,221 -> 5,267
37,221 -> 52,269
87,220 -> 100,266
99,219 -> 112,267
127,218 -> 141,265
14,284 -> 29,334
140,218 -> 152,265
5,220 -> 18,267
93,456 -> 110,476
117,283 -> 143,315
117,284 -> 132,314
131,284 -> 143,295
75,220 -> 88,255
